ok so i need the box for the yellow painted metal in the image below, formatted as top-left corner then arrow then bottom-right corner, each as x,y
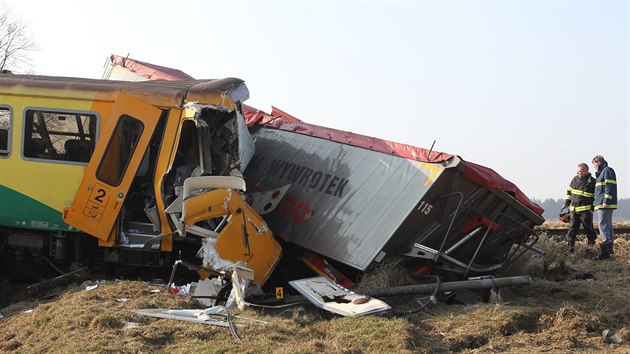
183,189 -> 282,285
97,220 -> 117,248
151,108 -> 184,252
64,93 -> 163,241
0,94 -> 100,214
152,107 -> 205,252
422,163 -> 443,187
186,83 -> 239,111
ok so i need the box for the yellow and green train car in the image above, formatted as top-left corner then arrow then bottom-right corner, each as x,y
0,74 -> 281,284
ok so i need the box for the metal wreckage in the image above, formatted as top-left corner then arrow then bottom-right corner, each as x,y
107,54 -> 545,314
0,54 -> 544,317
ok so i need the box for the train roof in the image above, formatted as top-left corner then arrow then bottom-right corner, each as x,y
0,74 -> 246,109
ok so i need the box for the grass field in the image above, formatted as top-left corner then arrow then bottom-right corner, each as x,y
1,229 -> 629,353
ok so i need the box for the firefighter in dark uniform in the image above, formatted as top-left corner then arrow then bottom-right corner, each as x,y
592,155 -> 617,260
562,162 -> 597,253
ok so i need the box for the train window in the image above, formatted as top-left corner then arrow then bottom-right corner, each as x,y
0,107 -> 9,156
23,109 -> 97,163
96,115 -> 144,186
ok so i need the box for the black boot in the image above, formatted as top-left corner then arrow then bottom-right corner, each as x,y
565,241 -> 575,254
593,244 -> 610,260
607,242 -> 614,255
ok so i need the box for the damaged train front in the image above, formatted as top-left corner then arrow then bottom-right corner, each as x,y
61,79 -> 282,288
164,81 -> 282,287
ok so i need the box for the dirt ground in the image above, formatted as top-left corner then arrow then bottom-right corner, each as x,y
0,230 -> 629,353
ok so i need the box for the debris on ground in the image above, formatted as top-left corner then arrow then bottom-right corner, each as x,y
289,276 -> 390,317
0,230 -> 629,352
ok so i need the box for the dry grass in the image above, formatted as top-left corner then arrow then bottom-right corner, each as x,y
0,281 -> 411,353
355,256 -> 417,290
1,233 -> 630,353
539,220 -> 630,230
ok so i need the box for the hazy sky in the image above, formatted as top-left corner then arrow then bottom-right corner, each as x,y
3,0 -> 628,200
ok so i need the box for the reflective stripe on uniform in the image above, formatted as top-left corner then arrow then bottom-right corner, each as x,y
568,187 -> 595,198
605,194 -> 613,199
596,180 -> 617,186
570,205 -> 593,212
595,204 -> 618,210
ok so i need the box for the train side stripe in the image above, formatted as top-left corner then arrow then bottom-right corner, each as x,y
0,184 -> 70,231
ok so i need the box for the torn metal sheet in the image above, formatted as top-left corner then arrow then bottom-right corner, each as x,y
133,307 -> 240,328
227,267 -> 258,311
235,109 -> 255,170
289,276 -> 390,316
191,278 -> 224,307
249,184 -> 291,215
171,176 -> 281,286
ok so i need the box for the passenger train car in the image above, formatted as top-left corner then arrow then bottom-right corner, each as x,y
0,74 -> 281,285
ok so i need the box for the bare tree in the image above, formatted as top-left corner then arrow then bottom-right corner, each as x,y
0,5 -> 35,73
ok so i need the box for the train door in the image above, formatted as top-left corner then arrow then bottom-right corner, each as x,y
64,93 -> 163,241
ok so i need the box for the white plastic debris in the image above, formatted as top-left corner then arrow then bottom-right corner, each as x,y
289,276 -> 391,317
226,267 -> 259,310
123,322 -> 139,329
192,278 -> 223,307
85,284 -> 99,291
150,289 -> 160,294
169,283 -> 191,296
603,329 -> 622,344
133,306 -> 238,328
116,298 -> 131,303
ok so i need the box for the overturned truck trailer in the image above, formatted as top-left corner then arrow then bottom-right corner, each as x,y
243,107 -> 544,277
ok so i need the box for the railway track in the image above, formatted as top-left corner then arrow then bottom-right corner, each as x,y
537,227 -> 630,237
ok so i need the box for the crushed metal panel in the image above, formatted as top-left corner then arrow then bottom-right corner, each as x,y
245,128 -> 445,270
163,174 -> 280,286
289,276 -> 390,316
249,184 -> 291,215
236,109 -> 255,170
191,278 -> 224,307
342,157 -> 445,267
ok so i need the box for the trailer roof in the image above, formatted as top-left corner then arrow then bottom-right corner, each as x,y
244,105 -> 544,216
110,54 -> 195,81
243,105 -> 454,163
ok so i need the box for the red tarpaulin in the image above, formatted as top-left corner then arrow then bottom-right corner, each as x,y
110,54 -> 194,81
243,105 -> 543,216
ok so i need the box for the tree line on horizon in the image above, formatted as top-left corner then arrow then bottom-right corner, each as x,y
531,198 -> 630,222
